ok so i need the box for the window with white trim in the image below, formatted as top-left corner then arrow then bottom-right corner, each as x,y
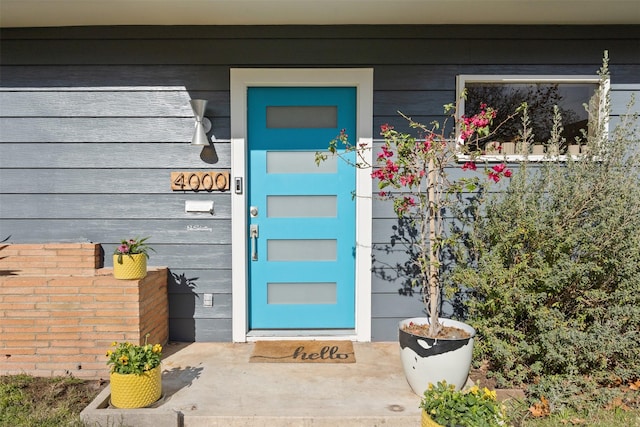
456,75 -> 607,158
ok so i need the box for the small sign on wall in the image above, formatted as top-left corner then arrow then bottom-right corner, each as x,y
171,171 -> 230,192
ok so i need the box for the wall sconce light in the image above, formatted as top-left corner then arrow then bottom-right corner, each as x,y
190,99 -> 212,146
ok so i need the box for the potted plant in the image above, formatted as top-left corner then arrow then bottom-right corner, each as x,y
420,381 -> 507,427
318,101 -> 519,394
106,334 -> 163,408
113,236 -> 154,280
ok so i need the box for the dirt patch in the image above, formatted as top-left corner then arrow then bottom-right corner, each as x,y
401,322 -> 471,339
22,376 -> 105,411
468,360 -> 498,390
468,361 -> 527,402
0,374 -> 107,425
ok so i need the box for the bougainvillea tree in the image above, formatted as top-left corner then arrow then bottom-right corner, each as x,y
318,101 -> 519,337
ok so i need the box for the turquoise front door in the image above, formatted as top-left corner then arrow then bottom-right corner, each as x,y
247,87 -> 357,329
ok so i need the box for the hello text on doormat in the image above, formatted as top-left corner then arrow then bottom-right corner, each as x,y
249,340 -> 355,363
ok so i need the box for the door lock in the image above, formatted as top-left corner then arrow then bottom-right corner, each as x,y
250,206 -> 259,217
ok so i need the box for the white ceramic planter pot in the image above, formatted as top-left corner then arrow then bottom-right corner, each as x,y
399,317 -> 475,395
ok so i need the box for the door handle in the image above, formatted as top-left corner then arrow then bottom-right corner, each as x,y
250,224 -> 259,261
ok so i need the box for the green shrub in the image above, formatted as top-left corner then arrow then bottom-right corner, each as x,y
450,57 -> 640,413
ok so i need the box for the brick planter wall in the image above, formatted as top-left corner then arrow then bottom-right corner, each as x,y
0,243 -> 168,379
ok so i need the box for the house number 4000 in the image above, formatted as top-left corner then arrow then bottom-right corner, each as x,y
170,171 -> 230,192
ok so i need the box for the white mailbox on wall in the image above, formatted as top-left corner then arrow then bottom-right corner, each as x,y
185,200 -> 214,214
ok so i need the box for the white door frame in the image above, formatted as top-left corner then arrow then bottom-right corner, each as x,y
230,68 -> 373,342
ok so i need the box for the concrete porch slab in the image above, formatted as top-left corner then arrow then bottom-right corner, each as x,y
81,342 -> 422,427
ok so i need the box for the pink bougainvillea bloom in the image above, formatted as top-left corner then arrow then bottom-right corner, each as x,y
473,117 -> 489,127
378,145 -> 393,158
380,124 -> 393,133
504,169 -> 513,178
492,163 -> 506,173
460,129 -> 474,141
399,196 -> 416,212
371,169 -> 384,179
462,162 -> 477,171
488,172 -> 500,183
399,174 -> 417,187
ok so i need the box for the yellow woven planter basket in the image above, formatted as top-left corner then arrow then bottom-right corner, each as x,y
110,366 -> 162,409
421,410 -> 444,427
113,253 -> 147,280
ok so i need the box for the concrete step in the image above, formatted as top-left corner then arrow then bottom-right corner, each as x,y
82,342 -> 423,427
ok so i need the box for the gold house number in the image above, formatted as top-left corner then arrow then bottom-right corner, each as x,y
171,171 -> 230,192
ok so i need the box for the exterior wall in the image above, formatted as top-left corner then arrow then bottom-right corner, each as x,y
1,25 -> 639,342
0,243 -> 169,379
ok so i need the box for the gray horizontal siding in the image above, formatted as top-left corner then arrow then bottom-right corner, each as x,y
168,269 -> 232,294
0,169 -> 231,193
1,24 -> 638,342
169,293 -> 231,319
169,318 -> 232,343
0,220 -> 231,245
3,38 -> 640,65
610,86 -> 640,115
0,144 -> 230,168
0,90 -> 197,116
0,194 -> 231,218
3,64 -> 640,91
0,118 -> 218,142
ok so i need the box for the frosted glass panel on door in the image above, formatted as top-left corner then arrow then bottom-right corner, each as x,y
267,282 -> 337,304
268,195 -> 337,218
266,106 -> 337,128
268,239 -> 337,261
266,151 -> 337,174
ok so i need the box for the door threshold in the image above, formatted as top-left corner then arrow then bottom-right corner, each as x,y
246,329 -> 357,342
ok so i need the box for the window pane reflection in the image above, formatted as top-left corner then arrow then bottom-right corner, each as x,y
266,106 -> 337,128
268,239 -> 337,261
268,196 -> 337,218
267,151 -> 337,174
464,81 -> 599,153
267,282 -> 337,304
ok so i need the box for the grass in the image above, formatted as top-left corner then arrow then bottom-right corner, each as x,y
504,398 -> 640,427
520,409 -> 640,427
0,374 -> 104,427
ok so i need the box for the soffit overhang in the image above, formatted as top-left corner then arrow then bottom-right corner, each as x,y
1,0 -> 639,28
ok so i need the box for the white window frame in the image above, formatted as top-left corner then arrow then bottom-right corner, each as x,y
229,68 -> 374,343
456,75 -> 609,162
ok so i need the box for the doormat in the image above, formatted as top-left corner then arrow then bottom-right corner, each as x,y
249,340 -> 355,363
